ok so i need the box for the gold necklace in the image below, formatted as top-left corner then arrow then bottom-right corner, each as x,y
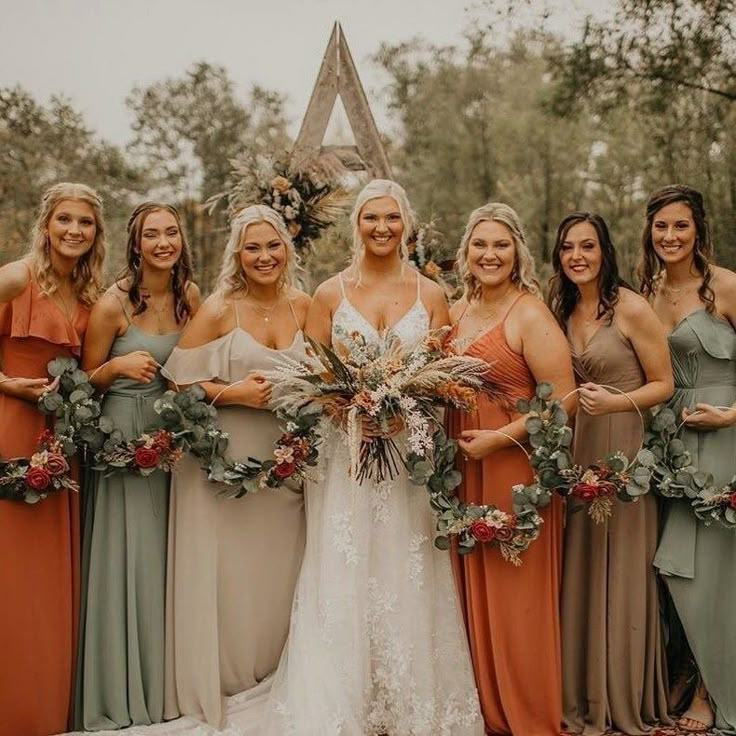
52,290 -> 77,324
246,296 -> 283,323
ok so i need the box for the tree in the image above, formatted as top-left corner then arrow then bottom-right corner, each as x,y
0,86 -> 145,270
126,62 -> 291,290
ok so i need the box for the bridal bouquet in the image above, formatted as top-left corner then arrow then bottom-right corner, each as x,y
269,328 -> 498,482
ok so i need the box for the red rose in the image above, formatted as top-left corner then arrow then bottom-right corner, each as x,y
26,466 -> 51,491
45,453 -> 69,477
494,525 -> 514,542
134,447 -> 161,469
598,481 -> 617,497
573,483 -> 599,502
37,429 -> 55,446
152,432 -> 172,453
728,493 -> 736,510
469,521 -> 496,543
273,461 -> 296,479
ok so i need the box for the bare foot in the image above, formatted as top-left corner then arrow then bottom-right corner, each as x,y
677,685 -> 714,733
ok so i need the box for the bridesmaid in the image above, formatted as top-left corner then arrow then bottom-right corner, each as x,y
448,202 -> 575,736
162,205 -> 309,728
75,202 -> 199,729
0,182 -> 106,736
548,212 -> 673,735
646,185 -> 736,734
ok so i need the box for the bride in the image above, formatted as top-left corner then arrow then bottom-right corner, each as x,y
258,179 -> 483,735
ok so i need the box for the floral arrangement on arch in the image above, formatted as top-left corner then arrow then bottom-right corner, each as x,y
407,219 -> 456,287
207,152 -> 353,254
267,327 -> 501,484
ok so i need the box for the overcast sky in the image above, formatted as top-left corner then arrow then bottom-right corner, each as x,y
1,0 -> 610,146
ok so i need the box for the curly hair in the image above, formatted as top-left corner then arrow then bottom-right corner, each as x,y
117,202 -> 195,324
455,202 -> 541,301
548,212 -> 632,327
26,182 -> 106,305
349,179 -> 415,285
213,205 -> 300,299
638,184 -> 715,312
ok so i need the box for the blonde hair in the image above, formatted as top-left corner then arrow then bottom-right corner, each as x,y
349,179 -> 416,283
456,202 -> 541,301
27,182 -> 106,305
213,205 -> 300,298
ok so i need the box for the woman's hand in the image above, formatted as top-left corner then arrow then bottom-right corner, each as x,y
361,414 -> 404,439
682,404 -> 736,430
1,375 -> 59,403
111,351 -> 159,384
221,373 -> 272,408
578,383 -> 620,416
458,429 -> 504,461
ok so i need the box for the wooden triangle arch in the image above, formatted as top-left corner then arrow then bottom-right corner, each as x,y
292,22 -> 392,179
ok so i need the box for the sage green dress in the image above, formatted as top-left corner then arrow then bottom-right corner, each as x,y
74,324 -> 180,730
653,308 -> 736,735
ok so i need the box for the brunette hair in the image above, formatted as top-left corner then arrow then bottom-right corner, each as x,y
638,184 -> 715,312
548,212 -> 631,326
119,202 -> 195,323
27,182 -> 106,305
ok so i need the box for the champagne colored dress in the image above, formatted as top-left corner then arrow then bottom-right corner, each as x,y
448,295 -> 564,736
162,303 -> 306,728
654,308 -> 736,734
561,322 -> 669,735
0,276 -> 88,736
74,302 -> 181,730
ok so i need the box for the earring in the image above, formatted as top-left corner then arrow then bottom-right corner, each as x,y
132,251 -> 142,269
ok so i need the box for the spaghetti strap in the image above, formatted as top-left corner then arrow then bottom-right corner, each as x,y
113,291 -> 132,325
416,272 -> 421,301
287,297 -> 300,330
338,273 -> 347,300
502,291 -> 530,324
233,300 -> 240,328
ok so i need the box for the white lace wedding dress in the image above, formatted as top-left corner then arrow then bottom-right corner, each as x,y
60,279 -> 482,736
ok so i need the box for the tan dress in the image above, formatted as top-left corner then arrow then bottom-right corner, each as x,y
561,322 -> 669,735
161,309 -> 306,729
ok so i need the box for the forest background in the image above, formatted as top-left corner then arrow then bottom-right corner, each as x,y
1,0 -> 734,294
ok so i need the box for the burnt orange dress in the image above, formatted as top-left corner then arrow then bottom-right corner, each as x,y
449,312 -> 564,736
0,277 -> 88,736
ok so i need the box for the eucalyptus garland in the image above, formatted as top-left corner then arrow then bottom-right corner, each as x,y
0,357 -> 100,503
646,405 -> 736,530
151,386 -> 322,497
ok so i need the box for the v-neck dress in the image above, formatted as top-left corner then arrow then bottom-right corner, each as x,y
653,308 -> 736,735
447,295 -> 564,736
73,321 -> 181,731
561,321 -> 669,735
161,317 -> 307,729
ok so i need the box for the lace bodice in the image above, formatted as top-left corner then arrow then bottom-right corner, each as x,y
331,272 -> 430,348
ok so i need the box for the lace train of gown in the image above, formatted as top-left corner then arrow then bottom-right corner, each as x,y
59,282 -> 482,736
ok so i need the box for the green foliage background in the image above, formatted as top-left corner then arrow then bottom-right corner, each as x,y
1,0 -> 734,294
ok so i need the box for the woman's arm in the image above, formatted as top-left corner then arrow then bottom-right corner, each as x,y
459,298 -> 576,460
0,260 -> 51,402
578,291 -> 674,416
82,290 -> 158,392
680,266 -> 736,429
172,294 -> 271,408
